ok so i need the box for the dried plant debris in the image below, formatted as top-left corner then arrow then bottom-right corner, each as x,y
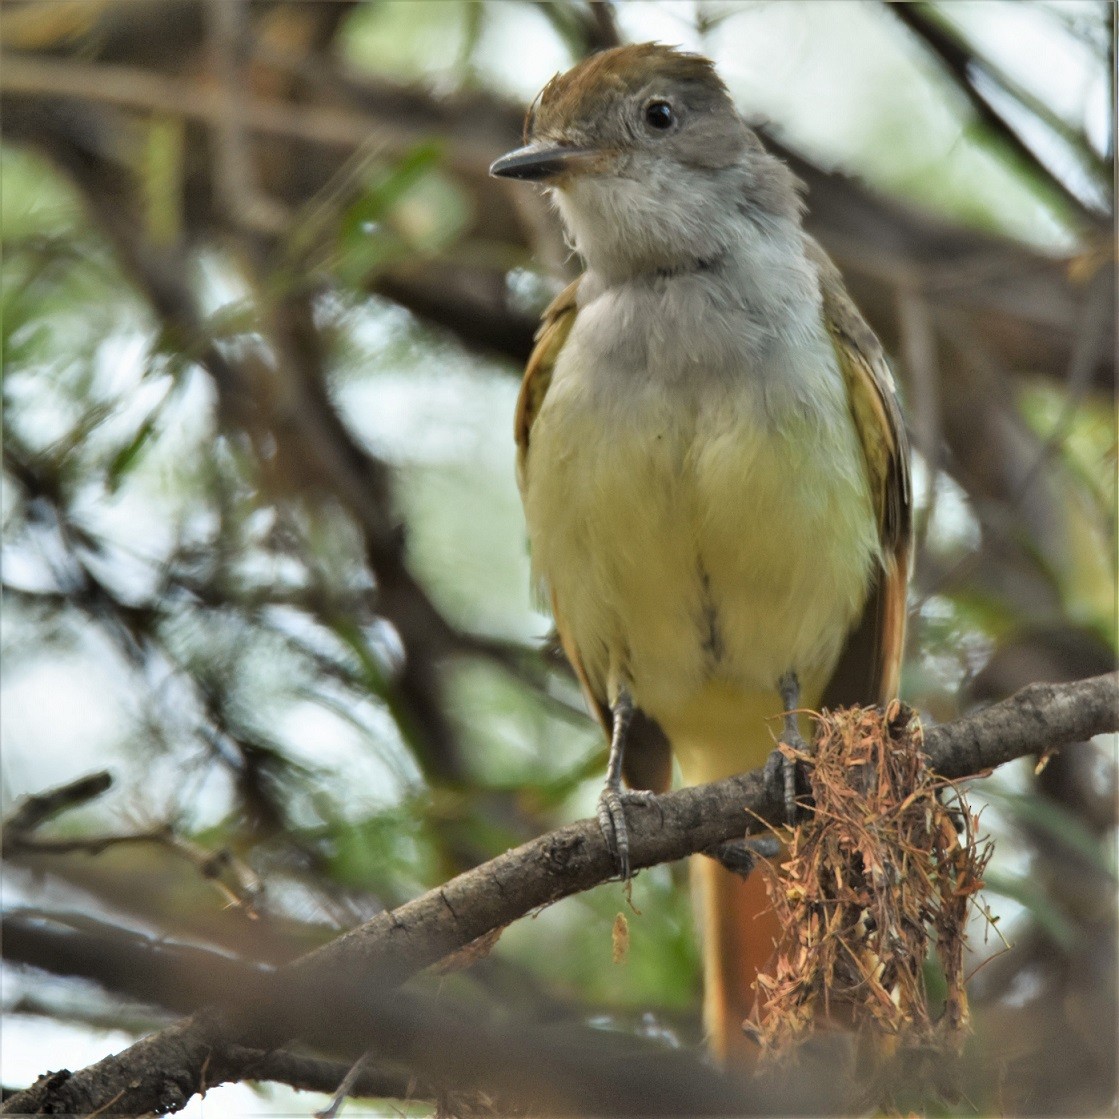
745,702 -> 992,1065
431,926 -> 504,975
612,911 -> 630,965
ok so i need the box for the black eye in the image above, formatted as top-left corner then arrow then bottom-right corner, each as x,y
644,100 -> 675,131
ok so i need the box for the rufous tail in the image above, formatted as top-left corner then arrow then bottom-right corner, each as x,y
694,848 -> 781,1065
669,687 -> 800,1067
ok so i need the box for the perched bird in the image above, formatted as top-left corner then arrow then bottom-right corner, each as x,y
491,43 -> 911,1065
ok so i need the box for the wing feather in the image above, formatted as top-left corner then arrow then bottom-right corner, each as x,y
517,278 -> 602,720
515,277 -> 580,490
807,238 -> 912,706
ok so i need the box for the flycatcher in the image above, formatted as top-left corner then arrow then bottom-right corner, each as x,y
491,43 -> 911,1065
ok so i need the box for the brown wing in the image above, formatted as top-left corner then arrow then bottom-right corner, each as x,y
807,239 -> 912,707
515,277 -> 580,489
519,277 -> 673,792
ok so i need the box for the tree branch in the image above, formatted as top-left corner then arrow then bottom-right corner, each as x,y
887,2 -> 1110,221
1,771 -> 112,839
6,673 -> 1116,1116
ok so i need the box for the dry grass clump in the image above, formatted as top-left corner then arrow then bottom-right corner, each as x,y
745,701 -> 991,1063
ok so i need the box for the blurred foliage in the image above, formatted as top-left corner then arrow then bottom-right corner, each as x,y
1,1 -> 1115,1115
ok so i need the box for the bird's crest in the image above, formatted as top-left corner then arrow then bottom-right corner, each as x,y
526,43 -> 731,141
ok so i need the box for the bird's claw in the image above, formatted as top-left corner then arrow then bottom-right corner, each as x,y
765,743 -> 804,825
769,671 -> 812,824
597,785 -> 659,880
708,835 -> 782,877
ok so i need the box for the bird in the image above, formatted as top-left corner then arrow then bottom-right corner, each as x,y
490,42 -> 911,1066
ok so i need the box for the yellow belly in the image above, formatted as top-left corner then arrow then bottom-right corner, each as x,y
524,364 -> 879,778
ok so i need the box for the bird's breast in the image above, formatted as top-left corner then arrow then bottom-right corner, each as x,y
522,277 -> 880,735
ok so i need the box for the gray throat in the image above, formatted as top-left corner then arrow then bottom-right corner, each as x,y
571,216 -> 837,428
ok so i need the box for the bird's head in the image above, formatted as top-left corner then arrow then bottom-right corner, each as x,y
491,43 -> 800,280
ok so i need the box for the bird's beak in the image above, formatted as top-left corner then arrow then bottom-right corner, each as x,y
489,142 -> 596,182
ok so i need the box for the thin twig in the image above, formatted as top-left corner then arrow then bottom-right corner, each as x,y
205,0 -> 289,234
314,1049 -> 372,1119
888,2 -> 1108,222
1,770 -> 113,839
0,52 -> 494,178
3,773 -> 263,912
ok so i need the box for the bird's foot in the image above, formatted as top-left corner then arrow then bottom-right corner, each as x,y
707,834 -> 782,877
597,782 -> 659,881
764,744 -> 806,825
768,671 -> 812,824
